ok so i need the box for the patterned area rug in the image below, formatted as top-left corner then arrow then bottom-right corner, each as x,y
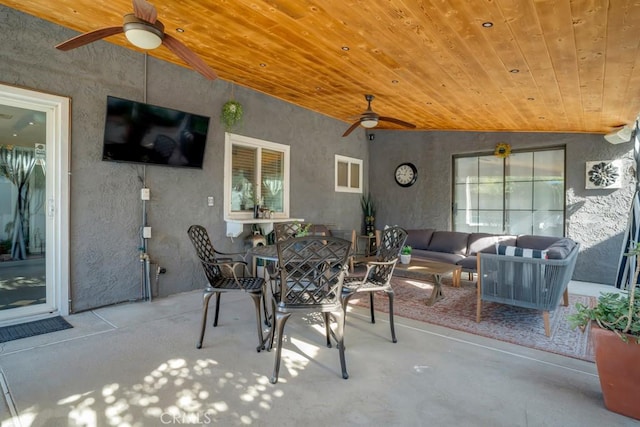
351,277 -> 594,362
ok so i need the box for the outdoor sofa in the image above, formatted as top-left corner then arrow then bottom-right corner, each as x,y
403,228 -> 580,336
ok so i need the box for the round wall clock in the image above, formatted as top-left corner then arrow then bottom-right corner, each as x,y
395,162 -> 417,187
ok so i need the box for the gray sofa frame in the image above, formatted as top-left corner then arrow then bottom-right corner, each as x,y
476,243 -> 580,336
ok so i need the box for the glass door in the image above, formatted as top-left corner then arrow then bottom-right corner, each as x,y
0,85 -> 70,324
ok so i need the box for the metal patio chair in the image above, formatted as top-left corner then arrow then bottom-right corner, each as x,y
266,235 -> 351,384
341,226 -> 408,343
187,225 -> 266,352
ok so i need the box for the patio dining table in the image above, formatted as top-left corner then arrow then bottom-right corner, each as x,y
248,244 -> 279,279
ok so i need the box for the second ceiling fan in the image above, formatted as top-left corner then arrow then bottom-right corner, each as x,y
55,0 -> 218,80
342,94 -> 416,137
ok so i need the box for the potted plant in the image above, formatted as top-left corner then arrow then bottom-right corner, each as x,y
361,192 -> 376,236
400,245 -> 412,264
568,242 -> 640,420
221,100 -> 243,131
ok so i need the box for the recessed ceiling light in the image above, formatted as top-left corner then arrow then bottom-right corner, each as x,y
176,28 -> 185,33
260,63 -> 267,67
509,69 -> 520,73
341,46 -> 350,51
12,133 -> 17,137
482,22 -> 493,28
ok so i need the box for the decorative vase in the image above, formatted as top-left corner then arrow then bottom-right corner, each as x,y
591,324 -> 640,420
400,254 -> 411,264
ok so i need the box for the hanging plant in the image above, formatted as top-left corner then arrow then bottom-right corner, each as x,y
221,100 -> 243,131
494,143 -> 511,159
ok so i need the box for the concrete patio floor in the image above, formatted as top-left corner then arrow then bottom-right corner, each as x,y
0,282 -> 638,426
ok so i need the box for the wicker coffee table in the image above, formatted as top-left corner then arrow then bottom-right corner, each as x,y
393,259 -> 462,305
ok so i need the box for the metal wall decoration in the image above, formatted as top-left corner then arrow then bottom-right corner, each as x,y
585,160 -> 623,189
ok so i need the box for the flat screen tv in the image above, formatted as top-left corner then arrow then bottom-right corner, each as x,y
102,96 -> 210,169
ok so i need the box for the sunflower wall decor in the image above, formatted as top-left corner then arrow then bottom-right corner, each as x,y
494,143 -> 511,158
585,160 -> 623,189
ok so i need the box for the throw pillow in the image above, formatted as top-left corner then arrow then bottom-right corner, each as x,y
496,244 -> 548,259
545,238 -> 577,259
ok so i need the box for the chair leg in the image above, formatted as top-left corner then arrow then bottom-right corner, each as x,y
331,309 -> 349,380
543,311 -> 551,337
248,292 -> 265,352
563,288 -> 569,306
369,292 -> 376,324
265,298 -> 277,352
324,312 -> 332,348
213,293 -> 222,327
262,282 -> 271,327
197,289 -> 214,349
270,311 -> 292,384
476,268 -> 482,323
387,290 -> 397,343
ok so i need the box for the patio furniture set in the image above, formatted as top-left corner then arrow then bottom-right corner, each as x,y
187,223 -> 580,383
188,223 -> 408,384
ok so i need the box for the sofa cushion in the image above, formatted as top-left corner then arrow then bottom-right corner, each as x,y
456,255 -> 478,271
496,244 -> 548,259
516,235 -> 560,251
466,233 -> 517,256
405,229 -> 435,250
412,249 -> 465,264
427,231 -> 469,255
545,238 -> 577,259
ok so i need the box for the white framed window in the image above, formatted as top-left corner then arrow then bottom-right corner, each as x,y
224,133 -> 290,220
335,155 -> 363,193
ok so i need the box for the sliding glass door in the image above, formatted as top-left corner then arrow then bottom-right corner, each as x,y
453,147 -> 565,236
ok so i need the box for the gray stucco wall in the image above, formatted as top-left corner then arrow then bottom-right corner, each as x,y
368,130 -> 635,285
1,6 -> 367,311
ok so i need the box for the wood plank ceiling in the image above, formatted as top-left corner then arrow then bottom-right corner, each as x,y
3,0 -> 640,134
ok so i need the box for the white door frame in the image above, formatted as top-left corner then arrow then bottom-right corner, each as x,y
0,83 -> 70,324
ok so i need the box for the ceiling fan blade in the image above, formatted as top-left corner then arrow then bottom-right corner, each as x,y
379,116 -> 416,129
133,0 -> 158,23
162,34 -> 218,80
342,121 -> 361,137
55,26 -> 124,51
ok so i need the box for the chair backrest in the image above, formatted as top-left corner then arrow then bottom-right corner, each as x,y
377,226 -> 408,262
274,221 -> 303,242
187,225 -> 227,283
275,236 -> 351,308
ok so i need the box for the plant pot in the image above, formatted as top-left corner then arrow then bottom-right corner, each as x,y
591,324 -> 640,420
400,254 -> 411,264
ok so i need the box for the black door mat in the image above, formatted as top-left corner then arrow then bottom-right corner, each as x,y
0,316 -> 73,343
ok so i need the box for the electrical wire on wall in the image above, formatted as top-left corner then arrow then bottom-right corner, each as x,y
138,53 -> 153,302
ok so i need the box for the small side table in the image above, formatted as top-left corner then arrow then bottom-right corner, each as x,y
356,234 -> 377,256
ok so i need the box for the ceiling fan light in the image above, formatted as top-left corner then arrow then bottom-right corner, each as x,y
360,118 -> 378,128
125,28 -> 163,49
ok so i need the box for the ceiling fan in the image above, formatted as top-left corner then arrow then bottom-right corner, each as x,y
55,0 -> 218,80
342,94 -> 416,137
